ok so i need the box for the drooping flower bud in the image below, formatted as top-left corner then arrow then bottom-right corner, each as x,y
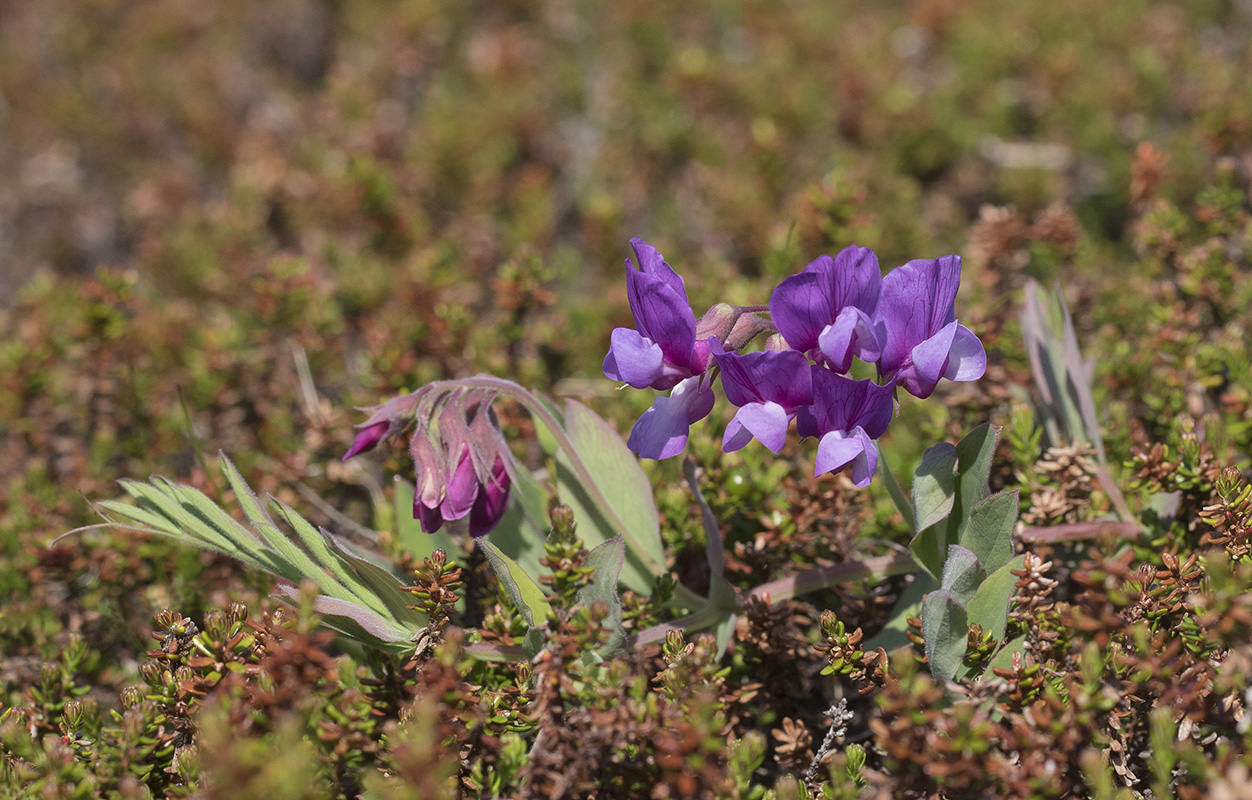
469,456 -> 511,538
341,421 -> 389,461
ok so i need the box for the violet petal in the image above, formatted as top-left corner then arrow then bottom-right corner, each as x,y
944,324 -> 987,382
626,376 -> 716,460
469,459 -> 511,538
440,448 -> 479,521
905,320 -> 959,399
814,427 -> 877,487
625,266 -> 696,371
603,327 -> 665,388
817,306 -> 881,373
724,401 -> 790,453
629,238 -> 687,299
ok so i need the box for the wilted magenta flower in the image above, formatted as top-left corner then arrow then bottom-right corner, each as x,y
340,392 -> 428,461
342,421 -> 389,460
347,390 -> 511,539
603,239 -> 711,390
626,374 -> 716,459
711,340 -> 813,453
469,456 -> 511,538
414,444 -> 512,538
769,246 -> 883,373
874,255 -> 986,399
796,367 -> 895,487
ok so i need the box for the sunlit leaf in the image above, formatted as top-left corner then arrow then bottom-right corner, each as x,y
921,588 -> 967,681
478,538 -> 551,627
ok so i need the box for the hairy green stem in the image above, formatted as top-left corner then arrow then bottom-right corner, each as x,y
683,457 -> 724,579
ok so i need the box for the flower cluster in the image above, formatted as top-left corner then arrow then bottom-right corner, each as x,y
604,240 -> 986,486
342,389 -> 513,537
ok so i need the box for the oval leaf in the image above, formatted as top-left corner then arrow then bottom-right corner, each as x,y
940,544 -> 985,607
958,490 -> 1018,575
921,588 -> 968,681
965,555 -> 1027,643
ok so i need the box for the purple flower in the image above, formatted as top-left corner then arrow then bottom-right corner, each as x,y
408,396 -> 516,538
603,239 -> 710,390
711,340 -> 813,453
626,374 -> 716,459
874,255 -> 986,399
796,367 -> 895,487
342,421 -> 390,460
469,456 -> 511,538
769,246 -> 883,373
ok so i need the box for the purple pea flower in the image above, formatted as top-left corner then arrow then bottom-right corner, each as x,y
603,239 -> 710,390
710,339 -> 813,453
796,367 -> 896,488
769,246 -> 883,373
626,374 -> 716,459
875,255 -> 986,399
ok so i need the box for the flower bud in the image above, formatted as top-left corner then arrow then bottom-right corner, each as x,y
694,302 -> 739,344
341,421 -> 389,461
763,333 -> 790,352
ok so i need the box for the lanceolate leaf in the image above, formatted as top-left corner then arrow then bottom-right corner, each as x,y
921,588 -> 967,681
554,399 -> 666,596
96,455 -> 427,653
965,555 -> 1026,642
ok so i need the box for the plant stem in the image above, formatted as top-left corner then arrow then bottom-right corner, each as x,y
683,457 -> 724,579
746,553 -> 917,604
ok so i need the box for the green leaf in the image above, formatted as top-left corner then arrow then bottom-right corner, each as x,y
912,443 -> 958,532
478,539 -> 551,627
324,532 -> 426,628
484,461 -> 551,588
920,588 -> 967,681
220,454 -> 278,534
96,456 -> 428,652
271,500 -> 370,608
273,585 -> 412,647
965,555 -> 1027,642
942,424 -> 998,544
940,545 -> 985,607
909,443 -> 957,579
393,477 -> 461,564
958,490 -> 1018,574
982,634 -> 1028,678
554,399 -> 665,595
714,612 -> 738,659
866,572 -> 937,653
578,537 -> 627,655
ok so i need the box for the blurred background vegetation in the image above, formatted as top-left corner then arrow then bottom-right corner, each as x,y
1,0 -> 1251,792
